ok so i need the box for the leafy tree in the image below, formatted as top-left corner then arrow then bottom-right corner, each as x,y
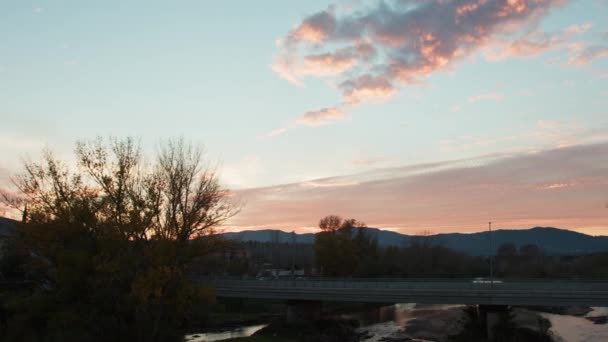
0,137 -> 237,342
314,215 -> 377,277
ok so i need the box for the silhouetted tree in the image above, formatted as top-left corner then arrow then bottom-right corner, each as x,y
315,215 -> 375,277
318,215 -> 342,233
497,243 -> 517,258
0,137 -> 238,342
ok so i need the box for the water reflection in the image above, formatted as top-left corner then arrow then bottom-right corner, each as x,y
343,303 -> 461,326
184,324 -> 267,342
345,303 -> 463,342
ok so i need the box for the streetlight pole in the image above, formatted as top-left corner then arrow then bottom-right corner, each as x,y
489,221 -> 494,288
291,231 -> 296,279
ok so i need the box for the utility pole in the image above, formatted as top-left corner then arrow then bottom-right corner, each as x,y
489,221 -> 494,288
291,231 -> 296,279
21,204 -> 28,224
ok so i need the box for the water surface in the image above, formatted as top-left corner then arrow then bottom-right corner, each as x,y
184,324 -> 267,342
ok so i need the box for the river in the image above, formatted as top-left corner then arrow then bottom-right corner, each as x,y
184,305 -> 608,342
184,324 -> 267,342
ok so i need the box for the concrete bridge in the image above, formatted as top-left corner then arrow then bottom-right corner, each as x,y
200,277 -> 608,307
198,277 -> 608,339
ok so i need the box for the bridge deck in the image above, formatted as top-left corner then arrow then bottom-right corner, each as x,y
198,278 -> 608,307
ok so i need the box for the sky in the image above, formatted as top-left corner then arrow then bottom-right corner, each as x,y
1,0 -> 608,235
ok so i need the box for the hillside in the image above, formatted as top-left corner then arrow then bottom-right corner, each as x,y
222,227 -> 608,256
0,217 -> 16,237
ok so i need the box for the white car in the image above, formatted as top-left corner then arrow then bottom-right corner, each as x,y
472,277 -> 503,284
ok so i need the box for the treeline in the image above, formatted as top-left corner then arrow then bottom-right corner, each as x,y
314,216 -> 487,277
494,243 -> 608,279
200,215 -> 608,279
243,241 -> 314,273
312,216 -> 608,279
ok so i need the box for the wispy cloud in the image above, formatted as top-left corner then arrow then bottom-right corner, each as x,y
567,43 -> 608,65
261,106 -> 346,138
482,21 -> 593,61
297,107 -> 345,126
468,92 -> 504,103
538,182 -> 575,190
229,143 -> 608,234
351,156 -> 398,168
262,127 -> 289,138
439,119 -> 608,153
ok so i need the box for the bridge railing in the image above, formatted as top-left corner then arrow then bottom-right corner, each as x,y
194,276 -> 608,291
194,275 -> 608,283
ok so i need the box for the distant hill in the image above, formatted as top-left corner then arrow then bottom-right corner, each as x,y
0,217 -> 17,237
2,216 -> 606,256
222,227 -> 608,256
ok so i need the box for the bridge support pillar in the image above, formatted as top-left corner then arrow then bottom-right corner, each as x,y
286,300 -> 322,324
478,305 -> 509,341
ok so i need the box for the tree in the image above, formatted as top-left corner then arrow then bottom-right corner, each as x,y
496,243 -> 518,277
314,215 -> 374,277
318,215 -> 342,233
0,137 -> 238,342
497,243 -> 517,258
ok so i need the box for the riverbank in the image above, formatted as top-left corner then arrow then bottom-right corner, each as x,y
185,300 -> 379,342
356,305 -> 553,342
187,304 -> 608,342
540,307 -> 608,341
223,318 -> 364,342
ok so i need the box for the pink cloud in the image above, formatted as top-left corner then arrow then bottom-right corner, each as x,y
275,0 -> 564,98
286,8 -> 336,44
483,22 -> 591,61
538,182 -> 575,190
263,127 -> 288,138
297,107 -> 344,126
567,44 -> 608,65
228,143 -> 608,234
272,0 -> 565,127
303,52 -> 356,76
261,105 -> 350,138
340,75 -> 395,104
563,22 -> 593,35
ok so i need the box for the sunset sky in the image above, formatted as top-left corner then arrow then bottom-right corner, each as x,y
1,0 -> 608,234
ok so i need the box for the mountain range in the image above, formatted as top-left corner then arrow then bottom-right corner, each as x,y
2,216 -> 607,256
0,217 -> 16,238
221,227 -> 608,256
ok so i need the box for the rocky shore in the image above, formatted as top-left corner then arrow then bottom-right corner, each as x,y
357,305 -> 553,342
